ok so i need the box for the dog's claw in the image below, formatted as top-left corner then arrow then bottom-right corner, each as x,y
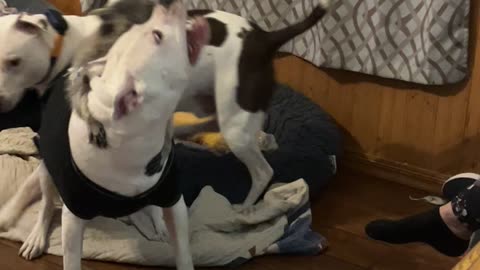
19,229 -> 47,260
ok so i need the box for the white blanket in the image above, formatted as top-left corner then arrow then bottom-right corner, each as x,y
0,128 -> 326,267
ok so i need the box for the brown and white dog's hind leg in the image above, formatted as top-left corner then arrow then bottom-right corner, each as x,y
220,111 -> 273,206
214,75 -> 273,205
19,163 -> 58,260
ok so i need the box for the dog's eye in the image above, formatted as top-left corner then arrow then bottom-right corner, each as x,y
152,30 -> 163,45
5,58 -> 21,69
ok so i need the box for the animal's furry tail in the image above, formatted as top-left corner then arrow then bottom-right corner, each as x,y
266,0 -> 331,50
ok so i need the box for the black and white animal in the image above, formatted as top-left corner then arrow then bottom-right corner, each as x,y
77,0 -> 333,206
0,1 -> 210,269
181,1 -> 331,206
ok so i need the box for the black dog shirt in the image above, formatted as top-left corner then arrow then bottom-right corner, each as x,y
36,76 -> 181,220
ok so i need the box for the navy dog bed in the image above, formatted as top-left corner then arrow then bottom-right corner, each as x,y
175,84 -> 342,205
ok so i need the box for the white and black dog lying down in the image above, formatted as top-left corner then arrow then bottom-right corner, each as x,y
0,0 -> 332,268
0,0 -> 158,113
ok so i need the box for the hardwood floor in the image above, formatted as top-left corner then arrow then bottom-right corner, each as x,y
0,169 -> 459,269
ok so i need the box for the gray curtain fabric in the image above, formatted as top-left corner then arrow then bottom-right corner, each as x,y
186,0 -> 471,85
5,0 -> 53,13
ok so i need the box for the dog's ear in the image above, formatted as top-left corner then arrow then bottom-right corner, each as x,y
15,14 -> 48,35
113,74 -> 144,120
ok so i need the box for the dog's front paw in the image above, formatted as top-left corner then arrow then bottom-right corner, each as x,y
89,124 -> 108,148
151,229 -> 169,242
19,226 -> 47,260
152,219 -> 169,242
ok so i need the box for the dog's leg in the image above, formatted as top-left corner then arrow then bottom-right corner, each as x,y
214,72 -> 274,206
62,205 -> 88,270
220,112 -> 273,206
127,206 -> 168,241
0,163 -> 42,230
19,164 -> 58,260
162,197 -> 193,270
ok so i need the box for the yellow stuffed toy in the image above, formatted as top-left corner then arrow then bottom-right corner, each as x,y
173,112 -> 230,153
453,243 -> 480,270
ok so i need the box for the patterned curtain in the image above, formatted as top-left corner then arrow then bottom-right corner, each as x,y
186,0 -> 471,85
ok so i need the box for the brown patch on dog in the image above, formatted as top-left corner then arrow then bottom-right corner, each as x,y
235,24 -> 276,112
205,18 -> 227,47
236,4 -> 330,112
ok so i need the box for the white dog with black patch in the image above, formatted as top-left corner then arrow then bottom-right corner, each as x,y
81,0 -> 333,207
0,1 -> 209,270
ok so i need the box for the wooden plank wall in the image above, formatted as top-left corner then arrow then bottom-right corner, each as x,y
47,0 -> 82,15
274,1 -> 480,192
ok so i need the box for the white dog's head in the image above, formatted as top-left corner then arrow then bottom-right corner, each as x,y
87,0 -> 209,132
0,13 -> 55,112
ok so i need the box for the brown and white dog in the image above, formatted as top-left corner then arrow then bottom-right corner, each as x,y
178,1 -> 332,205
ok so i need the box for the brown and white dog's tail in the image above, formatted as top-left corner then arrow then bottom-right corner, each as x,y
266,0 -> 331,50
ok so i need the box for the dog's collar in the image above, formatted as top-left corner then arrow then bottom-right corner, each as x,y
36,9 -> 68,86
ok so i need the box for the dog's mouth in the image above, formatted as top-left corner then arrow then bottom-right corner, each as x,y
186,17 -> 210,66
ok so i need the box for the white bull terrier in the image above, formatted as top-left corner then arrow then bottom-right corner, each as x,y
0,8 -> 98,112
0,1 -> 210,270
0,0 -> 154,112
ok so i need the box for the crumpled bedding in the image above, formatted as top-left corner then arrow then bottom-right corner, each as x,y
0,127 -> 327,266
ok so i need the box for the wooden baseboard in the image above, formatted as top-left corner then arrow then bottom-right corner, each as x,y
341,151 -> 450,194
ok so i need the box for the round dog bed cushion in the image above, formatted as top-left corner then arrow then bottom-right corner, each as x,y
175,84 -> 343,206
